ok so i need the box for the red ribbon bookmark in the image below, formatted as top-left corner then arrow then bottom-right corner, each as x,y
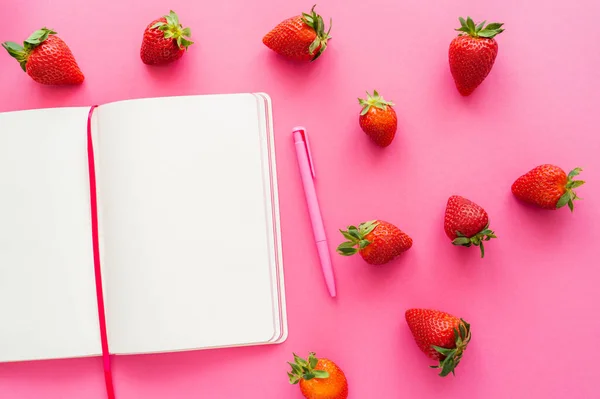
87,105 -> 116,399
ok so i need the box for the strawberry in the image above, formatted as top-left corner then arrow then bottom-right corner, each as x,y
405,309 -> 471,377
512,165 -> 585,212
262,5 -> 331,62
444,195 -> 496,258
2,28 -> 84,85
358,90 -> 398,147
337,220 -> 412,265
140,10 -> 193,65
449,17 -> 504,96
288,352 -> 348,399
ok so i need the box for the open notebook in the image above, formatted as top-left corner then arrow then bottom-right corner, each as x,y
0,93 -> 287,363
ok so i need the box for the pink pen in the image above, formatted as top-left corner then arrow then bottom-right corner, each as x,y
292,126 -> 336,298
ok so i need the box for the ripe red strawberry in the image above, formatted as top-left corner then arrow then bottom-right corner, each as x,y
140,10 -> 193,65
262,5 -> 331,62
405,309 -> 471,377
444,195 -> 496,258
512,165 -> 585,212
2,28 -> 84,85
449,17 -> 504,96
288,352 -> 348,399
337,220 -> 412,265
358,90 -> 398,147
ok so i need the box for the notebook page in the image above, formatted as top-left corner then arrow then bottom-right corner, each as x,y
96,94 -> 277,354
254,93 -> 287,343
0,107 -> 101,362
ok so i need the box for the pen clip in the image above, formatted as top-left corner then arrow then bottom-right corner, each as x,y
294,126 -> 315,178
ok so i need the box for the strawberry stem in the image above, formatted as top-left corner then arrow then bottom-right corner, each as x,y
358,90 -> 395,116
2,27 -> 56,72
337,220 -> 379,256
431,319 -> 471,377
287,352 -> 329,384
301,4 -> 332,61
557,167 -> 585,212
151,10 -> 194,50
451,222 -> 497,258
455,16 -> 504,39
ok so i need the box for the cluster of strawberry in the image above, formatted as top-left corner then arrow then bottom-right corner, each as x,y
268,6 -> 586,399
293,164 -> 585,399
2,10 -> 193,85
338,164 -> 585,265
2,6 -> 588,399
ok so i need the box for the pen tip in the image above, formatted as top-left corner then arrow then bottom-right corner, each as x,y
292,126 -> 306,134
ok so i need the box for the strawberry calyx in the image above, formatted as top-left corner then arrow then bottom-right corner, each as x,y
455,16 -> 504,39
452,222 -> 496,258
287,352 -> 329,384
430,319 -> 471,377
358,90 -> 394,116
151,10 -> 194,50
557,167 -> 585,212
336,220 -> 379,256
2,27 -> 56,72
301,4 -> 332,61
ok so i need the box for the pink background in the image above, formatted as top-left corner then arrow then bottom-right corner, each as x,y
1,0 -> 599,397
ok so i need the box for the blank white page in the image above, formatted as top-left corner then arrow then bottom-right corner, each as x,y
0,107 -> 101,362
96,94 -> 277,354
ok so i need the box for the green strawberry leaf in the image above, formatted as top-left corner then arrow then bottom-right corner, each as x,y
340,230 -> 356,241
336,245 -> 357,256
568,180 -> 585,189
312,370 -> 329,379
452,237 -> 471,246
556,192 -> 571,209
24,28 -> 56,47
568,167 -> 583,179
288,372 -> 300,384
170,10 -> 180,26
478,242 -> 485,258
439,357 -> 455,377
477,30 -> 497,38
289,362 -> 302,374
466,17 -> 476,31
308,37 -> 321,55
485,22 -> 504,30
303,371 -> 315,380
2,41 -> 28,71
347,226 -> 361,239
359,104 -> 371,116
359,239 -> 370,249
2,41 -> 24,54
432,346 -> 454,356
359,220 -> 379,236
459,323 -> 467,338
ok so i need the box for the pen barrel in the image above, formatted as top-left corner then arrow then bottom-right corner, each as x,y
294,141 -> 327,242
